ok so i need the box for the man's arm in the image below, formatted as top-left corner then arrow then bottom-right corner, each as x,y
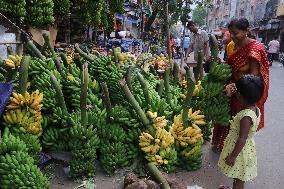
203,31 -> 210,60
185,41 -> 193,60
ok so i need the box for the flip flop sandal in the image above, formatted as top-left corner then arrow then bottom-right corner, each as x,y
218,185 -> 231,189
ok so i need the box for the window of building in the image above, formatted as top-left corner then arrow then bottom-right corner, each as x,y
224,0 -> 229,5
240,10 -> 245,17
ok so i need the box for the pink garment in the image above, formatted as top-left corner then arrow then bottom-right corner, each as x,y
268,40 -> 280,53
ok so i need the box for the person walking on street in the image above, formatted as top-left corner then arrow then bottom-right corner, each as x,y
175,37 -> 181,58
267,36 -> 280,66
183,21 -> 210,78
218,74 -> 264,189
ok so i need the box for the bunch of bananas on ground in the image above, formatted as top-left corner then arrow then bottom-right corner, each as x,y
0,0 -> 26,20
53,0 -> 71,17
209,63 -> 232,81
25,0 -> 55,27
12,132 -> 41,161
139,121 -> 178,172
69,124 -> 100,178
179,138 -> 203,171
41,127 -> 69,150
3,55 -> 22,69
0,129 -> 49,188
170,110 -> 204,147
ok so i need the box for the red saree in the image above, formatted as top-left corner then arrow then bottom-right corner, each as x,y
212,40 -> 269,151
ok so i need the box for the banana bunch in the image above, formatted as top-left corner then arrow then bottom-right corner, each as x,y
179,141 -> 203,171
41,127 -> 69,150
99,141 -> 130,175
3,55 -> 22,69
147,111 -> 168,129
25,0 -> 55,27
139,127 -> 177,172
170,111 -> 205,147
69,124 -> 100,178
110,105 -> 142,128
199,81 -> 223,99
29,58 -> 55,75
193,80 -> 203,97
0,131 -> 49,188
2,109 -> 42,136
88,54 -> 125,105
0,0 -> 26,20
6,91 -> 43,114
98,122 -> 126,142
209,63 -> 232,81
77,0 -> 104,25
12,132 -> 41,161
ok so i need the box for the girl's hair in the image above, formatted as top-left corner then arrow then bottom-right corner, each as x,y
228,18 -> 249,31
236,74 -> 264,105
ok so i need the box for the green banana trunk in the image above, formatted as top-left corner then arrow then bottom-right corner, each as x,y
26,40 -> 45,59
43,33 -> 56,59
137,72 -> 151,108
182,66 -> 195,127
120,79 -> 150,127
101,82 -> 112,122
18,56 -> 31,95
80,63 -> 88,127
146,162 -> 171,189
194,51 -> 203,82
74,44 -> 95,62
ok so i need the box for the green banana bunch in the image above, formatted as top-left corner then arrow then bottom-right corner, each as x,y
88,55 -> 125,105
209,63 -> 232,81
41,127 -> 69,150
12,132 -> 41,161
179,143 -> 203,171
29,58 -> 55,75
99,141 -> 130,175
98,122 -> 126,142
199,81 -> 224,99
77,0 -> 104,25
0,130 -> 49,188
0,0 -> 26,20
69,124 -> 100,178
25,0 -> 55,27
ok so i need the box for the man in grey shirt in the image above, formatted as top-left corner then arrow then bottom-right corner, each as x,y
183,21 -> 210,77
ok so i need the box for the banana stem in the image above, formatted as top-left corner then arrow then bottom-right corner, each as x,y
146,162 -> 171,189
137,72 -> 151,108
50,74 -> 76,127
182,66 -> 195,127
173,62 -> 180,85
164,68 -> 172,105
55,57 -> 66,78
3,127 -> 10,140
126,66 -> 133,92
101,82 -> 112,122
43,33 -> 56,59
157,79 -> 164,96
7,46 -> 14,55
120,79 -> 151,127
74,44 -> 95,62
59,52 -> 68,68
81,63 -> 88,127
209,34 -> 219,60
26,40 -> 45,59
18,56 -> 31,95
194,51 -> 203,82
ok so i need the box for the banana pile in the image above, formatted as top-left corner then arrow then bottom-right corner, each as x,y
0,0 -> 26,20
25,0 -> 55,27
117,53 -> 135,64
182,80 -> 202,97
139,112 -> 178,172
69,124 -> 100,178
98,121 -> 136,174
88,54 -> 125,105
3,91 -> 44,136
198,62 -> 232,126
170,109 -> 205,147
136,53 -> 152,67
3,55 -> 22,69
78,0 -> 104,25
0,129 -> 49,188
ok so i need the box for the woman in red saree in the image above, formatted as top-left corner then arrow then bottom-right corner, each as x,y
212,18 -> 269,153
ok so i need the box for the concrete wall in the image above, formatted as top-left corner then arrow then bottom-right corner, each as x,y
0,25 -> 16,59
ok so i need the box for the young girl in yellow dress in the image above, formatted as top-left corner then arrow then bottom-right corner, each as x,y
218,74 -> 264,189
